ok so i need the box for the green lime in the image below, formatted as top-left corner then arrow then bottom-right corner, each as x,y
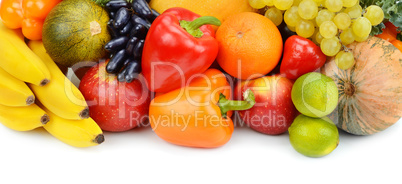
288,114 -> 339,158
291,72 -> 338,118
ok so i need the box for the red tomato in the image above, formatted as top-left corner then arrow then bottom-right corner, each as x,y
21,0 -> 61,19
0,0 -> 24,29
21,18 -> 43,40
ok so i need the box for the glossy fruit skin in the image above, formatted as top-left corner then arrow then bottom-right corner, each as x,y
142,7 -> 218,93
21,0 -> 61,19
1,0 -> 60,40
280,35 -> 326,80
79,61 -> 151,132
149,69 -> 234,148
234,75 -> 297,135
0,0 -> 24,29
321,37 -> 402,135
21,18 -> 43,40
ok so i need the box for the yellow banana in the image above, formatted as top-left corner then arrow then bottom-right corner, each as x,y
43,107 -> 104,148
28,40 -> 89,120
0,22 -> 51,86
0,103 -> 49,131
0,67 -> 35,106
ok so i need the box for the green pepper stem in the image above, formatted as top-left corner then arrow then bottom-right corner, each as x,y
180,16 -> 221,38
218,89 -> 256,119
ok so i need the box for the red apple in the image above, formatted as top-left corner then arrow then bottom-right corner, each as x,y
234,75 -> 297,135
79,61 -> 151,132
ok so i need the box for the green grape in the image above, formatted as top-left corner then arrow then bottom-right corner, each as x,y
298,0 -> 318,20
335,51 -> 355,70
319,21 -> 338,38
353,32 -> 369,42
344,4 -> 362,19
352,17 -> 371,38
342,0 -> 357,8
339,28 -> 354,45
316,9 -> 335,26
288,25 -> 296,32
249,0 -> 267,9
363,5 -> 384,26
265,7 -> 283,26
312,29 -> 324,44
296,19 -> 315,38
313,0 -> 324,3
274,0 -> 294,10
266,0 -> 274,6
284,6 -> 301,27
333,13 -> 351,30
325,0 -> 343,12
293,0 -> 303,6
320,37 -> 341,56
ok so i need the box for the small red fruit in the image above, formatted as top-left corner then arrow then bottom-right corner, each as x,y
79,61 -> 151,132
234,75 -> 298,135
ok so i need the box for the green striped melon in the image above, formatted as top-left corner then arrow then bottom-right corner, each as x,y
42,0 -> 110,66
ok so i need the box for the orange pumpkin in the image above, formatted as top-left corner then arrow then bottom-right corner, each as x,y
321,36 -> 402,135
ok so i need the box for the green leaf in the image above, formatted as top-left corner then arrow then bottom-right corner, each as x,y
397,33 -> 402,41
370,22 -> 385,36
92,0 -> 111,7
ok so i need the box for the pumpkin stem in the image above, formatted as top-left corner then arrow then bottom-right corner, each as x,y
344,82 -> 355,96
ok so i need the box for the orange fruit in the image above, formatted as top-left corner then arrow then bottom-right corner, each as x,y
149,0 -> 256,23
216,12 -> 283,80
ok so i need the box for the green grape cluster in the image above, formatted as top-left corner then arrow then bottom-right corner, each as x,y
248,0 -> 385,70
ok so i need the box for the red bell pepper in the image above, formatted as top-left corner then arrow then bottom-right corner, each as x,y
280,35 -> 326,80
142,7 -> 221,93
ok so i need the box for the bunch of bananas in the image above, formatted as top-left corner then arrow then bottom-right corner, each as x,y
0,22 -> 104,148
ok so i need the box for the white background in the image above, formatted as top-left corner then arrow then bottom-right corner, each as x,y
0,116 -> 401,184
1,0 -> 401,183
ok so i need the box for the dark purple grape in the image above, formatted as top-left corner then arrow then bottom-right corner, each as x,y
109,11 -> 115,19
105,0 -> 130,12
132,0 -> 153,21
107,19 -> 120,38
120,21 -> 133,35
131,14 -> 151,29
125,37 -> 139,56
129,23 -> 148,39
117,70 -> 126,82
124,61 -> 141,83
150,9 -> 160,22
106,49 -> 127,74
114,7 -> 131,29
105,36 -> 129,52
133,40 -> 145,61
